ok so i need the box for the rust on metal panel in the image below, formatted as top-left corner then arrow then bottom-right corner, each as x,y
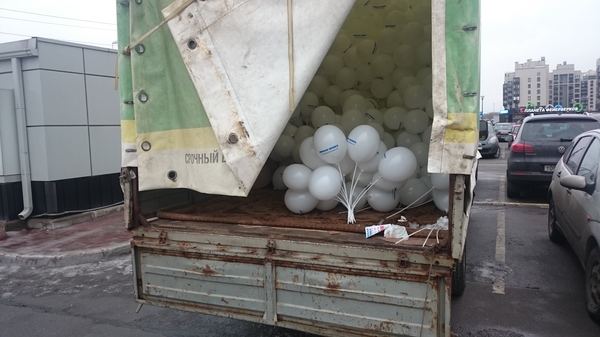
191,264 -> 217,276
137,247 -> 264,266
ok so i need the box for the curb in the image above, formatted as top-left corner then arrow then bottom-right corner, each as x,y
27,204 -> 125,230
0,242 -> 131,267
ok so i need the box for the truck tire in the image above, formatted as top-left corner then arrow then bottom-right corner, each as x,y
547,197 -> 565,244
586,247 -> 600,322
452,245 -> 467,297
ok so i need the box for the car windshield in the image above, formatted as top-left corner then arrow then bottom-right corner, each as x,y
520,119 -> 599,142
495,123 -> 512,131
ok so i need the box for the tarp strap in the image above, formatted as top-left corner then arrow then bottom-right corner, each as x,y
115,0 -> 196,89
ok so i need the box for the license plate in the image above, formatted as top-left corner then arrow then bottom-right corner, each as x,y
544,165 -> 555,172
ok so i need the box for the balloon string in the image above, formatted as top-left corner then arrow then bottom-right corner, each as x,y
386,187 -> 434,219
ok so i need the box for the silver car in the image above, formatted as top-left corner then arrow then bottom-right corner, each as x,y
548,128 -> 600,322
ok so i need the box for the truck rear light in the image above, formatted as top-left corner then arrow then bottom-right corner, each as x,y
511,142 -> 535,153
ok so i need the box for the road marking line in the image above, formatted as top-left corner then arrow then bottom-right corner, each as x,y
474,201 -> 548,208
493,210 -> 506,294
499,176 -> 506,203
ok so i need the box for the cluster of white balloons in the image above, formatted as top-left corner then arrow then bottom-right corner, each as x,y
267,0 -> 449,221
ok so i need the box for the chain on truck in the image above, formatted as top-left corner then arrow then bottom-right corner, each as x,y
117,1 -> 480,336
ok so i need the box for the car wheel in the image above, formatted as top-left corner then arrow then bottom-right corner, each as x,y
493,147 -> 501,159
586,247 -> 600,322
452,244 -> 467,297
547,197 -> 565,244
506,180 -> 520,198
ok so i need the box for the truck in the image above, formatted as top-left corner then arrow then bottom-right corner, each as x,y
116,1 -> 480,336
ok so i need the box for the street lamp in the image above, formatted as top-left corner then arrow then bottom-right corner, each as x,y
480,95 -> 484,119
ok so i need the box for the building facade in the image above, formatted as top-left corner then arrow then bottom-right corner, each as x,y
504,57 -> 600,118
0,38 -> 122,221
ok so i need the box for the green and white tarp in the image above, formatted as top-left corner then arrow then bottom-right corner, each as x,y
118,0 -> 480,197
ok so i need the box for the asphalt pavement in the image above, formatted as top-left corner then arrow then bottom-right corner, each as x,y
0,205 -> 131,267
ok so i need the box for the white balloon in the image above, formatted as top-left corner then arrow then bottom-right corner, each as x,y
311,106 -> 336,128
356,64 -> 375,86
404,85 -> 428,109
396,131 -> 422,148
282,164 -> 312,191
336,67 -> 358,90
308,165 -> 343,201
378,147 -> 417,182
364,108 -> 384,125
299,92 -> 319,123
425,98 -> 434,118
284,189 -> 319,214
293,125 -> 315,145
347,125 -> 380,163
282,123 -> 297,137
432,188 -> 449,212
356,39 -> 378,63
371,77 -> 393,99
367,186 -> 400,212
376,27 -> 399,54
313,125 -> 348,164
371,54 -> 395,77
343,45 -> 361,68
400,22 -> 423,46
382,132 -> 396,149
367,122 -> 385,140
273,134 -> 295,159
299,137 -> 328,169
324,85 -> 343,107
355,170 -> 374,187
341,109 -> 367,134
387,90 -> 404,108
430,173 -> 450,190
393,44 -> 416,69
358,141 -> 387,172
337,153 -> 356,176
422,125 -> 432,143
409,142 -> 429,168
322,54 -> 345,77
398,178 -> 430,206
272,166 -> 287,190
383,106 -> 407,130
342,94 -> 367,113
316,198 -> 339,211
372,171 -> 406,191
308,75 -> 330,97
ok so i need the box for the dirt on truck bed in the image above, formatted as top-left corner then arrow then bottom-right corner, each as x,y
154,189 -> 449,248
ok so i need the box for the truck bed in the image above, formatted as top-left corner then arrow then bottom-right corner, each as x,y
150,188 -> 449,250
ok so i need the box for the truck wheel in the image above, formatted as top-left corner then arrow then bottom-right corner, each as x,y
452,245 -> 467,297
547,197 -> 565,244
586,247 -> 600,322
506,180 -> 520,198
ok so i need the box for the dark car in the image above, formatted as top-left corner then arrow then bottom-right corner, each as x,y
507,124 -> 520,148
494,122 -> 513,142
478,120 -> 500,159
506,113 -> 600,198
547,129 -> 600,322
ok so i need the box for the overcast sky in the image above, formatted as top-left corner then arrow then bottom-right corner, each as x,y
1,0 -> 599,113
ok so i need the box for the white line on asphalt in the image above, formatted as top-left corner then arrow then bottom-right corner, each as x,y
493,210 -> 506,294
499,176 -> 506,203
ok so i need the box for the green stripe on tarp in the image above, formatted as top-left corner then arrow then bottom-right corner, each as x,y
445,0 -> 480,115
129,0 -> 211,134
117,0 -> 134,122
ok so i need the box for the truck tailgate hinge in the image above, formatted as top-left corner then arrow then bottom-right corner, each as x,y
158,230 -> 168,244
398,253 -> 409,268
267,240 -> 276,254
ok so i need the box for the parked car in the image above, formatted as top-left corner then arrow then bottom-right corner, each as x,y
505,113 -> 600,198
495,122 -> 513,142
479,119 -> 500,159
507,124 -> 521,148
547,128 -> 600,322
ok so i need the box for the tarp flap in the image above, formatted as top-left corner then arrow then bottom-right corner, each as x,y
428,0 -> 480,175
162,0 -> 354,196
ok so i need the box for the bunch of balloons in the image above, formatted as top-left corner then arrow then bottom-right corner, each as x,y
266,1 -> 448,221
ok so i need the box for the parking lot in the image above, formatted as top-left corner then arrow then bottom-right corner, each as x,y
451,142 -> 600,336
